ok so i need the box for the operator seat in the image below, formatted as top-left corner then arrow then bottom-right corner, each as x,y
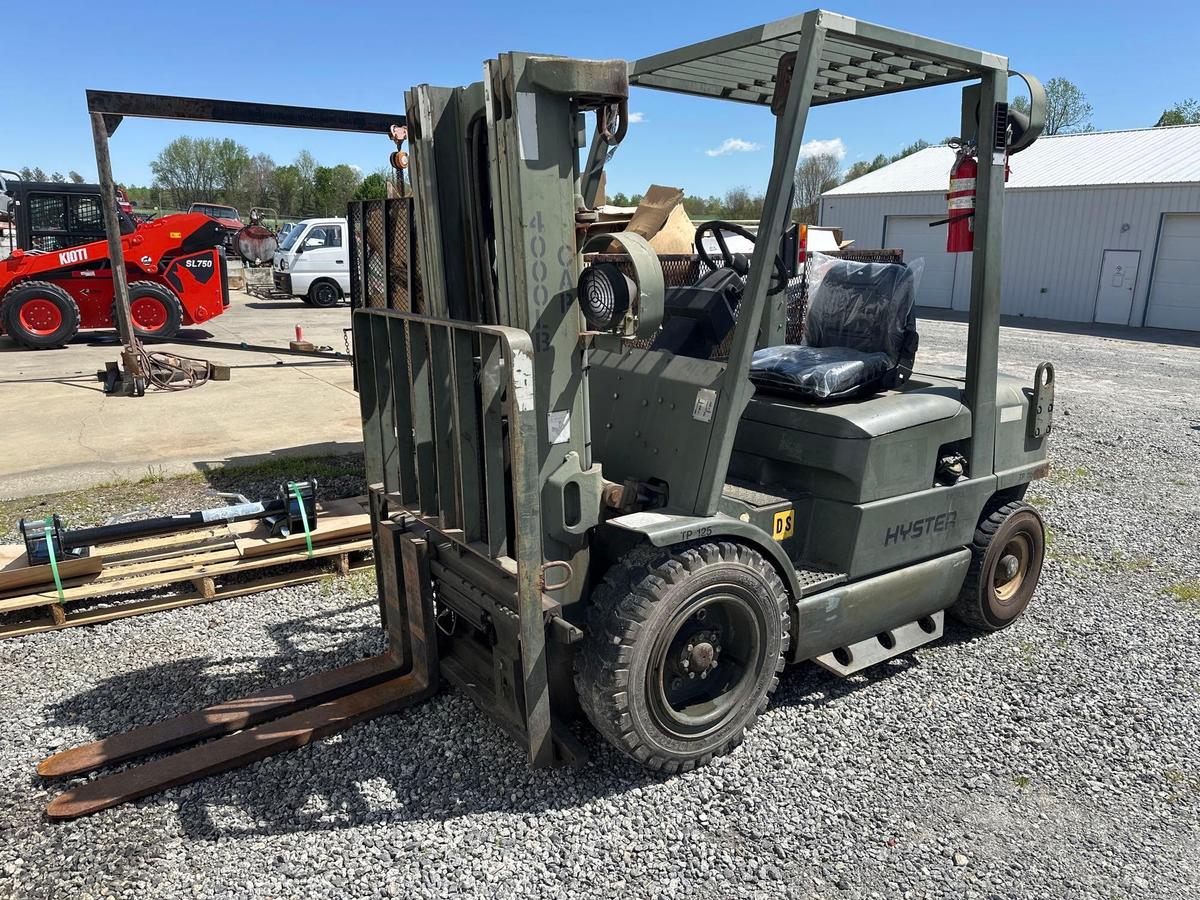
749,259 -> 920,401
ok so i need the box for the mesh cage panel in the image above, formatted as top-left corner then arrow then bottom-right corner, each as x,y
349,198 -> 423,314
387,200 -> 413,313
29,194 -> 66,231
69,195 -> 104,234
364,202 -> 388,309
348,202 -> 364,305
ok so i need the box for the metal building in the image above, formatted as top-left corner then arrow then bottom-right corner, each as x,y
820,124 -> 1200,331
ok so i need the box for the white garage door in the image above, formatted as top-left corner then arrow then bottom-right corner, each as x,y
883,215 -> 957,309
1146,214 -> 1200,331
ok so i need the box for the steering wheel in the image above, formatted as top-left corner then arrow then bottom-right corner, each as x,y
694,220 -> 789,295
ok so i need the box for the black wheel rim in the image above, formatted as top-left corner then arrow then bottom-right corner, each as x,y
647,586 -> 766,739
315,284 -> 337,304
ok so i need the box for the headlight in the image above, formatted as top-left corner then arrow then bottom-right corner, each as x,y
578,262 -> 633,332
279,258 -> 288,271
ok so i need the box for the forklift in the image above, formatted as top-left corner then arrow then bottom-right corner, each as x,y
39,10 -> 1055,816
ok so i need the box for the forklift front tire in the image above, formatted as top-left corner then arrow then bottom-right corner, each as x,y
575,541 -> 789,773
950,500 -> 1045,632
1,281 -> 81,350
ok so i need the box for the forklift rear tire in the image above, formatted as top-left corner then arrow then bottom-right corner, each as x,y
119,281 -> 184,340
575,541 -> 789,773
1,281 -> 80,350
950,500 -> 1045,632
308,280 -> 342,308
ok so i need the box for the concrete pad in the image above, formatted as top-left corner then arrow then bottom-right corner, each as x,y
0,289 -> 363,498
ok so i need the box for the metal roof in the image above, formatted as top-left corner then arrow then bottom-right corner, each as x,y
628,9 -> 1007,108
825,125 -> 1200,195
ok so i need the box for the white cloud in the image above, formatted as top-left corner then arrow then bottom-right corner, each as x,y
798,137 -> 846,160
349,164 -> 363,174
627,111 -> 646,123
705,137 -> 761,157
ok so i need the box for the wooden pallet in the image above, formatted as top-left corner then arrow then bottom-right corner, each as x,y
0,497 -> 374,640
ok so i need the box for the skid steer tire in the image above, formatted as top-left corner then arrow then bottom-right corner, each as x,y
1,281 -> 80,350
949,500 -> 1045,632
575,541 -> 789,773
117,281 -> 184,340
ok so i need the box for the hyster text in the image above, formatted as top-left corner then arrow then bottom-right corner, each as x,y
885,511 -> 958,546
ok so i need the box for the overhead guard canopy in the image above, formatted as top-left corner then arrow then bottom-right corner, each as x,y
628,9 -> 1008,107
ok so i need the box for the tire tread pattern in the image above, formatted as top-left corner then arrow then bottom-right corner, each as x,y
574,541 -> 789,774
951,499 -> 1041,631
1,280 -> 81,349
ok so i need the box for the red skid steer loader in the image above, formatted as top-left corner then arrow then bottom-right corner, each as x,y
0,212 -> 230,349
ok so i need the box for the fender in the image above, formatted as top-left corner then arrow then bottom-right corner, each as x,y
601,510 -> 803,600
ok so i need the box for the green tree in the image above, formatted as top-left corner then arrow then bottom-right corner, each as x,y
1012,77 -> 1093,134
839,138 -> 942,186
294,150 -> 318,213
271,164 -> 302,216
212,139 -> 251,208
842,153 -> 888,182
352,172 -> 388,201
793,153 -> 841,223
150,136 -> 220,208
68,170 -> 85,184
32,167 -> 47,181
313,164 -> 362,216
719,186 -> 765,220
49,172 -> 66,183
238,153 -> 276,211
18,167 -> 34,180
1156,98 -> 1200,126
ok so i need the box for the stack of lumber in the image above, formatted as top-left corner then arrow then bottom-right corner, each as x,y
0,497 -> 373,639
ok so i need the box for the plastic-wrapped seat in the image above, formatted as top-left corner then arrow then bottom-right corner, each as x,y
750,257 -> 921,401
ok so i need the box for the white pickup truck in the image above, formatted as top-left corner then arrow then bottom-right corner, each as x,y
272,217 -> 350,307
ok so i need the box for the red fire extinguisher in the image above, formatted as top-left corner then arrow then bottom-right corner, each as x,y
946,150 -> 977,253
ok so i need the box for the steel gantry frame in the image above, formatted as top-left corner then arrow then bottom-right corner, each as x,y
84,90 -> 404,394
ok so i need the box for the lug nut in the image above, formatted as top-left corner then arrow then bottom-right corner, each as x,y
701,670 -> 709,679
689,672 -> 696,679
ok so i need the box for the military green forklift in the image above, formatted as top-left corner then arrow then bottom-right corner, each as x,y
39,10 -> 1056,817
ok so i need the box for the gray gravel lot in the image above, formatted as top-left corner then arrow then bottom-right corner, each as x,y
1,317 -> 1198,899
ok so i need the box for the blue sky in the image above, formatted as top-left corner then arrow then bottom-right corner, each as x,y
3,0 -> 1197,198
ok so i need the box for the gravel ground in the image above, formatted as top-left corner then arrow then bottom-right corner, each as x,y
1,318 -> 1198,900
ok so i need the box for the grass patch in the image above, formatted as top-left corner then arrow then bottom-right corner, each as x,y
1108,551 -> 1155,573
1047,466 -> 1091,486
319,566 -> 377,599
1016,640 -> 1039,664
205,455 -> 363,485
1163,768 -> 1200,799
0,453 -> 365,542
1166,580 -> 1200,603
1045,543 -> 1156,575
1012,775 -> 1031,789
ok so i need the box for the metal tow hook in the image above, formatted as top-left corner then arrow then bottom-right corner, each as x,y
539,559 -> 574,592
